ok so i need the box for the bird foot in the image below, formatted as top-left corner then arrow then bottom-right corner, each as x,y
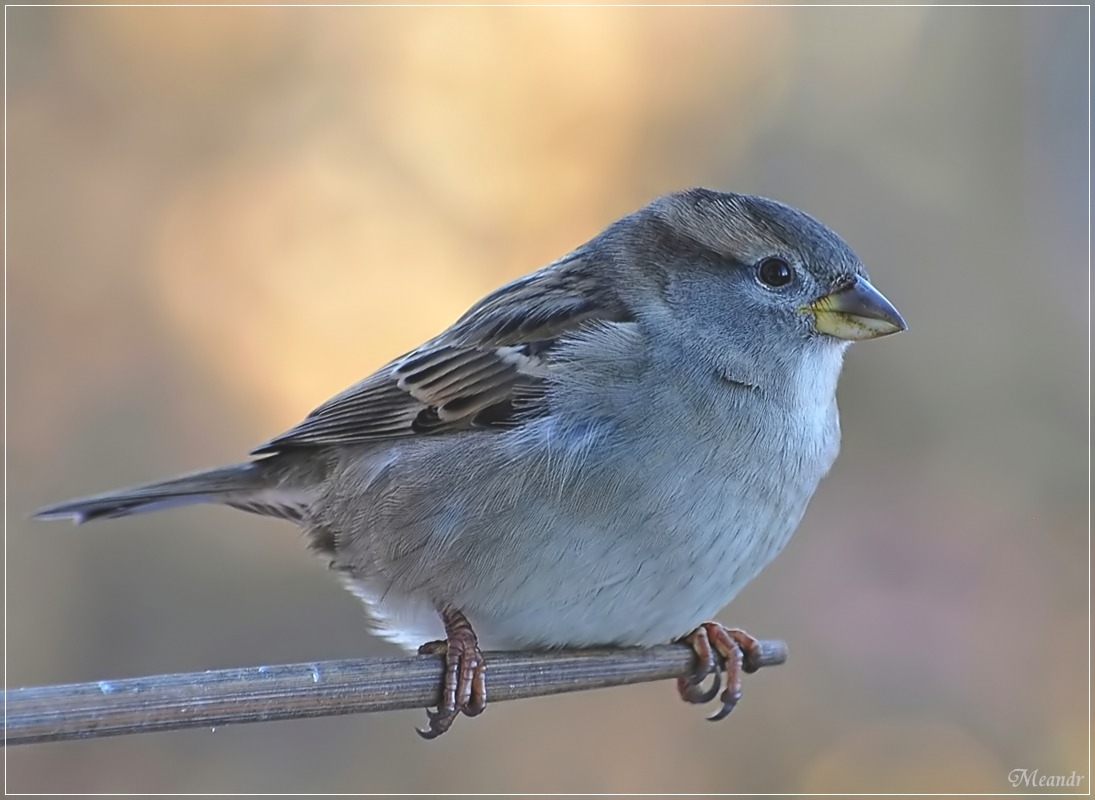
676,622 -> 763,721
416,608 -> 486,739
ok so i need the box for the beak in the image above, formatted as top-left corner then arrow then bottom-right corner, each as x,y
804,276 -> 907,341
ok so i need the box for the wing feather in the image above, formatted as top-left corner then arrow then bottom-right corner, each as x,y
250,253 -> 632,454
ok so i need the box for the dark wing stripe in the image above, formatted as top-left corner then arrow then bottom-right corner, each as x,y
395,347 -> 481,383
298,402 -> 411,424
439,385 -> 513,418
394,346 -> 457,375
412,362 -> 515,402
406,353 -> 507,394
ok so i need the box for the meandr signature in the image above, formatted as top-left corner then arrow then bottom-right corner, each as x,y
1008,769 -> 1086,789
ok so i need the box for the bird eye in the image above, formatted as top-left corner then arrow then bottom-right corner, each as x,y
757,257 -> 793,287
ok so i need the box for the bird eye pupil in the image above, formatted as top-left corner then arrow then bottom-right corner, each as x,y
758,258 -> 792,287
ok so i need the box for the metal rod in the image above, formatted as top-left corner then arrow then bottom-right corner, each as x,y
4,640 -> 788,746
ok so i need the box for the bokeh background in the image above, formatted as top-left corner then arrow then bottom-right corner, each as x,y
6,5 -> 1088,794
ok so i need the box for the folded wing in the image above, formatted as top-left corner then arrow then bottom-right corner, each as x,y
251,253 -> 632,454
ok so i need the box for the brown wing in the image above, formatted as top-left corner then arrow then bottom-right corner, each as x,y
250,253 -> 632,454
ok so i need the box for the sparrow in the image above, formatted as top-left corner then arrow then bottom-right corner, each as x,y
35,188 -> 906,738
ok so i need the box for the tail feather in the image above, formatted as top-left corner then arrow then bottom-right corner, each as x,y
32,462 -> 274,524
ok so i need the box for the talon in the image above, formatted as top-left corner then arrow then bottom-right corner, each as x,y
676,622 -> 761,721
706,684 -> 741,722
677,668 -> 721,705
416,608 -> 486,739
416,708 -> 455,740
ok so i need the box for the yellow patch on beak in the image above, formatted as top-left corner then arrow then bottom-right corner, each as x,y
805,276 -> 907,341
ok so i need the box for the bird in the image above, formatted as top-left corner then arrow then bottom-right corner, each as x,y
34,188 -> 906,738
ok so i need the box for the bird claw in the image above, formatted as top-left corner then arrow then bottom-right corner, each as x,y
415,709 -> 449,741
676,622 -> 762,721
676,668 -> 722,705
416,609 -> 486,739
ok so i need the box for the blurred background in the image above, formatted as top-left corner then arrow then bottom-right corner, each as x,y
6,4 -> 1088,794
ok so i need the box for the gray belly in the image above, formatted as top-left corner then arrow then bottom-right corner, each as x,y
330,414 -> 827,651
